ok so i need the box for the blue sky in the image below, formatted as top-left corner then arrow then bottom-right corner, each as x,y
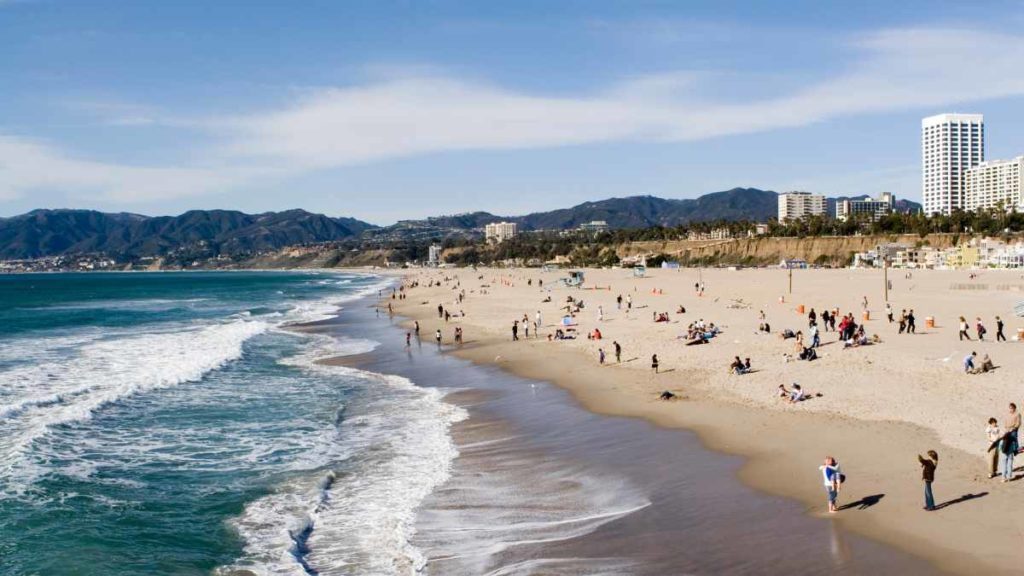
2,0 -> 1024,224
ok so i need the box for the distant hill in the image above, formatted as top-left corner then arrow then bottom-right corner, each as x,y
515,188 -> 779,230
0,209 -> 376,259
385,188 -> 781,233
1,188 -> 925,260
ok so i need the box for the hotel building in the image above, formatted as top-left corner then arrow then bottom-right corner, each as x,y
921,113 -> 984,216
484,221 -> 518,243
835,192 -> 896,222
777,191 -> 827,221
964,156 -> 1024,212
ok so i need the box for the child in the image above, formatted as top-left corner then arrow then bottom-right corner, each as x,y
598,348 -> 606,364
651,354 -> 660,374
986,418 -> 1001,479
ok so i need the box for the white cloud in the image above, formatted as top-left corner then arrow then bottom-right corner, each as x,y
0,136 -> 276,203
3,27 -> 1024,206
221,27 -> 1024,166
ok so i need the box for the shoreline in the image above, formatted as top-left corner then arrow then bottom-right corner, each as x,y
386,267 -> 1024,575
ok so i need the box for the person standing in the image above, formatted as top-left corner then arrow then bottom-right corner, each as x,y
819,456 -> 842,513
598,305 -> 604,322
535,310 -> 542,328
808,308 -> 817,327
995,316 -> 1006,342
898,310 -> 907,334
986,418 -> 1002,479
414,320 -> 420,337
626,294 -> 633,312
976,317 -> 987,341
906,310 -> 916,334
512,320 -> 519,341
598,348 -> 606,364
886,303 -> 894,323
651,354 -> 659,374
821,310 -> 831,332
999,427 -> 1019,483
918,450 -> 939,511
438,303 -> 444,318
613,340 -> 622,363
435,329 -> 442,346
616,294 -> 623,310
405,332 -> 411,347
1005,402 -> 1021,445
958,316 -> 971,341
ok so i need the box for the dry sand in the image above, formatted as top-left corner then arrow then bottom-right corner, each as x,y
385,266 -> 1024,574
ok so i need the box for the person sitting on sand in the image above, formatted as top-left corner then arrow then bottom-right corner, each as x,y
744,357 -> 751,372
659,390 -> 677,401
777,384 -> 790,400
730,356 -> 745,374
779,328 -> 796,340
789,383 -> 806,403
676,305 -> 686,314
964,351 -> 977,373
798,347 -> 817,361
979,353 -> 994,373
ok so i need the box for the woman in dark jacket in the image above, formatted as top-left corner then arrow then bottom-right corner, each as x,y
918,450 -> 939,511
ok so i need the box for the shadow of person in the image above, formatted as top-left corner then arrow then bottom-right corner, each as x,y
933,492 -> 988,510
838,493 -> 885,511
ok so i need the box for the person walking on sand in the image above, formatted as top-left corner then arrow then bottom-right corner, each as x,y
536,310 -> 542,328
918,450 -> 939,511
976,317 -> 987,341
986,418 -> 1002,478
958,316 -> 972,341
598,305 -> 604,322
995,316 -> 1006,342
651,354 -> 660,374
598,348 -> 606,364
435,329 -> 442,346
438,303 -> 444,318
998,425 -> 1019,482
627,294 -> 633,312
512,320 -> 519,341
906,309 -> 916,334
617,294 -> 623,310
886,303 -> 893,323
614,340 -> 622,363
819,456 -> 842,513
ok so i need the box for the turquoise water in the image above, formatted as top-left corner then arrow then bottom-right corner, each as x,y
0,272 -> 463,575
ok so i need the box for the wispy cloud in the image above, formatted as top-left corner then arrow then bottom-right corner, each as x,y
0,136 -> 278,203
2,27 -> 1024,205
219,27 -> 1024,165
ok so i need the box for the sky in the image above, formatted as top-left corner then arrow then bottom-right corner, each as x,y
2,0 -> 1024,224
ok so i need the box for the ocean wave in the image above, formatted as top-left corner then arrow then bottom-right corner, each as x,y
0,319 -> 268,496
218,364 -> 467,576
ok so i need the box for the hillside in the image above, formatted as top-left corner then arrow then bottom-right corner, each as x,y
0,209 -> 376,260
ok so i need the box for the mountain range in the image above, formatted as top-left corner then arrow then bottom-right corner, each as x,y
0,188 -> 922,260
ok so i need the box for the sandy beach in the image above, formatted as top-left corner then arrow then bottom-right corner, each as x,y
384,266 -> 1024,575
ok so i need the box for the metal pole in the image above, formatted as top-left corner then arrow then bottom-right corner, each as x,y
884,260 -> 889,302
788,267 -> 793,294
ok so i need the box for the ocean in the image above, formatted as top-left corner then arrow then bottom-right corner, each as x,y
0,271 -> 936,575
0,271 -> 468,575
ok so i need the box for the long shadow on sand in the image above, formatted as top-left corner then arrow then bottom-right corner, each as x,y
838,493 -> 885,511
933,492 -> 988,510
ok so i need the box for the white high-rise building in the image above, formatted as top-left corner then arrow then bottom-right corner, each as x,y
964,156 -> 1024,212
921,113 -> 984,216
484,221 -> 518,243
777,191 -> 826,221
